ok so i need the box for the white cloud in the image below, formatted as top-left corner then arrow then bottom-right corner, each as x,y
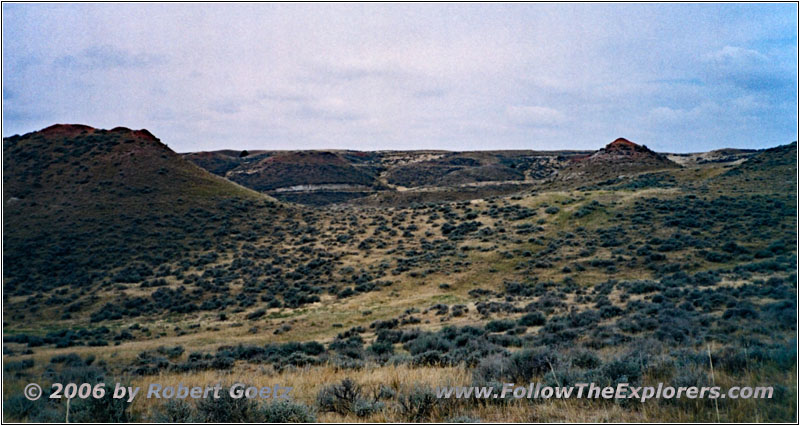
704,45 -> 768,64
506,105 -> 566,127
645,102 -> 728,128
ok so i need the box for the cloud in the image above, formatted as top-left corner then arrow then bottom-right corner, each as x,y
307,63 -> 406,83
703,45 -> 794,92
209,100 -> 242,115
506,105 -> 566,127
705,45 -> 768,64
257,91 -> 311,103
412,88 -> 448,99
277,96 -> 367,122
54,45 -> 165,70
646,105 -> 709,126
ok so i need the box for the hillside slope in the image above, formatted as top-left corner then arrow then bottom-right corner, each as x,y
226,151 -> 384,191
3,124 -> 273,297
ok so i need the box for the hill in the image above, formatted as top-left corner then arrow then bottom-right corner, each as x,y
183,150 -> 387,205
667,147 -> 757,166
559,138 -> 680,183
4,124 -> 262,209
729,141 -> 796,172
181,150 -> 252,175
3,124 -> 273,298
712,141 -> 797,194
226,151 -> 384,191
555,138 -> 679,184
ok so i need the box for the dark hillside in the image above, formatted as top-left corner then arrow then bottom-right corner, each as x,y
3,124 -> 274,297
225,151 -> 383,192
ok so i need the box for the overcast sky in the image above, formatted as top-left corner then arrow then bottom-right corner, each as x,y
2,3 -> 797,152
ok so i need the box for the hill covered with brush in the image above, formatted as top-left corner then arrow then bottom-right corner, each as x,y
556,138 -> 680,183
3,124 -> 275,298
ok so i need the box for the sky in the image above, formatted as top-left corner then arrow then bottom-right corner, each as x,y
2,3 -> 797,153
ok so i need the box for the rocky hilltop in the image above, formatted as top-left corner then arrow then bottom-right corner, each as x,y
556,138 -> 680,183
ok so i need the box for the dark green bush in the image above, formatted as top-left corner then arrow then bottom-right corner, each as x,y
397,386 -> 437,422
3,394 -> 37,421
259,400 -> 316,422
70,392 -> 132,422
485,319 -> 516,332
195,389 -> 258,422
519,312 -> 546,327
316,378 -> 362,415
